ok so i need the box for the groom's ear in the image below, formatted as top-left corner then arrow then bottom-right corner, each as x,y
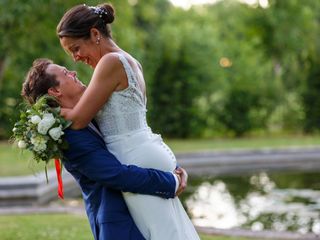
48,87 -> 61,98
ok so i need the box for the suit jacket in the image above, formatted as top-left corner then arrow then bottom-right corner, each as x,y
62,126 -> 176,240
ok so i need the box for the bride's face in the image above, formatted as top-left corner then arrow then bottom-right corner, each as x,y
60,36 -> 100,68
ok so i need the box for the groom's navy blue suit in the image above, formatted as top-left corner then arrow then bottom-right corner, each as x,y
62,126 -> 176,240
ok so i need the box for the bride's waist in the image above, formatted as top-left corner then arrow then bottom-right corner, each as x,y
103,127 -> 161,144
95,111 -> 148,138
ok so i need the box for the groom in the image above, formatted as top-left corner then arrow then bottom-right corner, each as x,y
22,58 -> 187,240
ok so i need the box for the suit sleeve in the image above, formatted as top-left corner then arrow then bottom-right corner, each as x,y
63,129 -> 176,199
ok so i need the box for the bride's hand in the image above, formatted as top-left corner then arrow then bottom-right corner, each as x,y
175,167 -> 188,196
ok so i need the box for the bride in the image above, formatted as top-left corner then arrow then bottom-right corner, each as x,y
57,3 -> 200,240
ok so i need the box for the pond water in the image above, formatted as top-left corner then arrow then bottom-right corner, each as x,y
182,171 -> 320,234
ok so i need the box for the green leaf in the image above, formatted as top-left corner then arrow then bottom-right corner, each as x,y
45,165 -> 48,184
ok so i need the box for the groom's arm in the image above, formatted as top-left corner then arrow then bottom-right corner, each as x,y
63,129 -> 178,199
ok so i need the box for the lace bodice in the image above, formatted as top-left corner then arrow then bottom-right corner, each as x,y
95,53 -> 149,142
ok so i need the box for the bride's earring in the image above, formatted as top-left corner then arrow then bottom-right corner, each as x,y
96,37 -> 101,45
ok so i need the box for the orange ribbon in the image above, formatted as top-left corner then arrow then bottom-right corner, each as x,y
54,159 -> 64,199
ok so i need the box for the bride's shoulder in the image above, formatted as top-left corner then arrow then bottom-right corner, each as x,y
95,52 -> 123,72
99,52 -> 121,64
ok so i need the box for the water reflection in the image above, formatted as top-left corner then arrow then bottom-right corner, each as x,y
185,172 -> 320,234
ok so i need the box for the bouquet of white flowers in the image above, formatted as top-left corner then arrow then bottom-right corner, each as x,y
12,95 -> 71,162
12,95 -> 71,198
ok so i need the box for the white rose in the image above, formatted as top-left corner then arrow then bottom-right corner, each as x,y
30,135 -> 47,145
43,113 -> 54,120
48,126 -> 64,141
12,127 -> 18,133
30,115 -> 41,124
37,116 -> 56,135
33,143 -> 47,152
18,140 -> 27,149
30,135 -> 47,152
30,137 -> 36,145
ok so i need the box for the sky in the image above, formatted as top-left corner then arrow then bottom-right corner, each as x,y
169,0 -> 269,9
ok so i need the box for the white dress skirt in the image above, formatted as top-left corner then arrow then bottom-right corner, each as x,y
105,129 -> 200,240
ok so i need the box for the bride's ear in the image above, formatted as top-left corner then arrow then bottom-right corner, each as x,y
48,87 -> 61,98
90,28 -> 100,42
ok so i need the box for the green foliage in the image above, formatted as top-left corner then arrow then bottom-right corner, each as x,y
217,85 -> 260,137
148,7 -> 218,138
303,60 -> 320,133
191,1 -> 279,137
262,0 -> 320,133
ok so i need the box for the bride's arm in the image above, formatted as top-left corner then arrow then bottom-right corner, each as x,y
61,53 -> 126,129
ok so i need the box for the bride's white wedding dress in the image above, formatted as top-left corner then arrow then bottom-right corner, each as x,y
95,52 -> 200,240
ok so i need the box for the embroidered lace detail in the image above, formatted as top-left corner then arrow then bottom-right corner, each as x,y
95,53 -> 149,141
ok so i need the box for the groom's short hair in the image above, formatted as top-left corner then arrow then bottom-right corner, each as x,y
22,58 -> 59,104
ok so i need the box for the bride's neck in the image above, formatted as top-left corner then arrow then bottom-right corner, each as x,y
101,38 -> 121,54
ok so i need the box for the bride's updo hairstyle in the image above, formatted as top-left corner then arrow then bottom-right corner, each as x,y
57,3 -> 115,39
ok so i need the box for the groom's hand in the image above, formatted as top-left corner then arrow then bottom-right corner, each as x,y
174,167 -> 188,196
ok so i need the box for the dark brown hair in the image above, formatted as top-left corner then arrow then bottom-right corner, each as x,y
56,3 -> 115,39
22,58 -> 59,104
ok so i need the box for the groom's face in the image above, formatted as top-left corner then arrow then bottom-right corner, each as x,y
46,64 -> 86,101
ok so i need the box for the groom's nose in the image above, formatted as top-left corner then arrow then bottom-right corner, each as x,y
70,71 -> 77,77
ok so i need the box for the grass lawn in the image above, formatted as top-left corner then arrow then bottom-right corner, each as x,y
1,135 -> 320,176
0,214 -> 253,240
0,142 -> 54,177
